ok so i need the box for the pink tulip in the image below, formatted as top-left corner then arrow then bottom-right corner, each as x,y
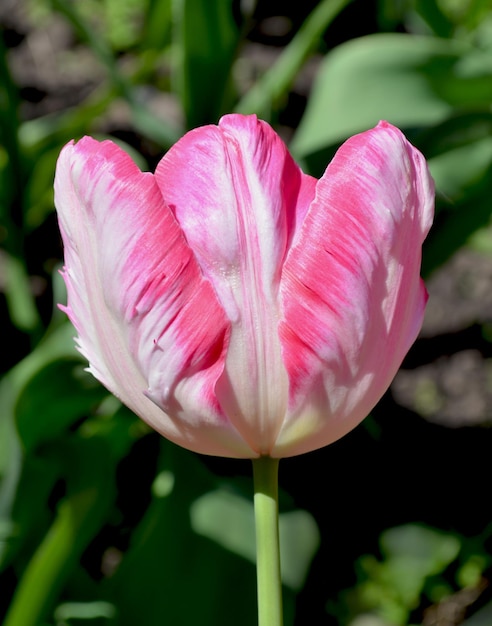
55,114 -> 434,459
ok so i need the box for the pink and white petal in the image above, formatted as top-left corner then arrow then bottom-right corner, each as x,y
55,137 -> 254,457
273,121 -> 434,457
155,114 -> 317,454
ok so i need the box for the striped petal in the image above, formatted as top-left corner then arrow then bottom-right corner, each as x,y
55,137 -> 254,457
155,114 -> 316,454
55,116 -> 433,459
273,121 -> 434,457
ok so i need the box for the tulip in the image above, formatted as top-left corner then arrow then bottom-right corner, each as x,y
55,113 -> 433,626
55,114 -> 433,460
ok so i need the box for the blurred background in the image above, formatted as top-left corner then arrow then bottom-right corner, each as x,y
1,0 -> 492,624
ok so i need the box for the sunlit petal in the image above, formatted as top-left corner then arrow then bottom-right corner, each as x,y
274,121 -> 434,456
55,137 -> 253,457
55,116 -> 433,459
155,115 -> 316,454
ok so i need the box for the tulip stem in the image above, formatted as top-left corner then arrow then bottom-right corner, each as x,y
252,456 -> 283,626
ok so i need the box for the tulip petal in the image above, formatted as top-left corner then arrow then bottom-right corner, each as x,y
155,114 -> 317,454
55,117 -> 433,460
274,121 -> 434,457
55,137 -> 255,457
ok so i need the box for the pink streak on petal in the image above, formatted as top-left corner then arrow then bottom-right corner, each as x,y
155,114 -> 316,454
274,121 -> 434,457
55,137 -> 254,457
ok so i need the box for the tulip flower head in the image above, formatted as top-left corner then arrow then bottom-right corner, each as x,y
55,114 -> 434,459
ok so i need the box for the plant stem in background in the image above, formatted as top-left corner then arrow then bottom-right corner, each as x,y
236,0 -> 354,118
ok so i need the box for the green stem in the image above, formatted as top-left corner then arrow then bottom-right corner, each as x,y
235,0 -> 354,118
3,439 -> 114,626
3,490 -> 97,626
252,456 -> 283,626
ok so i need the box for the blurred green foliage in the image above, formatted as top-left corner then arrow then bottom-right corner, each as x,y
1,0 -> 492,624
329,524 -> 491,626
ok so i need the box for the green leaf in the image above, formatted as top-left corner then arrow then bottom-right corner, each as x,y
19,92 -> 115,155
3,252 -> 41,333
414,0 -> 455,37
1,324 -> 76,438
0,327 -> 76,571
236,0 -> 354,119
423,159 -> 492,276
190,489 -> 256,563
417,111 -> 492,159
3,437 -> 117,626
291,33 -> 492,165
390,112 -> 492,275
0,34 -> 23,220
380,524 -> 461,577
0,324 -> 79,539
107,442 -> 251,625
23,147 -> 60,230
15,357 -> 109,454
377,524 -> 460,612
191,489 -> 319,591
377,0 -> 455,37
107,443 -> 297,625
53,600 -> 116,623
104,0 -> 149,51
173,0 -> 240,128
141,0 -> 173,51
52,0 -> 180,148
430,136 -> 492,203
280,510 -> 320,591
0,452 -> 61,574
348,524 -> 462,625
0,36 -> 42,335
